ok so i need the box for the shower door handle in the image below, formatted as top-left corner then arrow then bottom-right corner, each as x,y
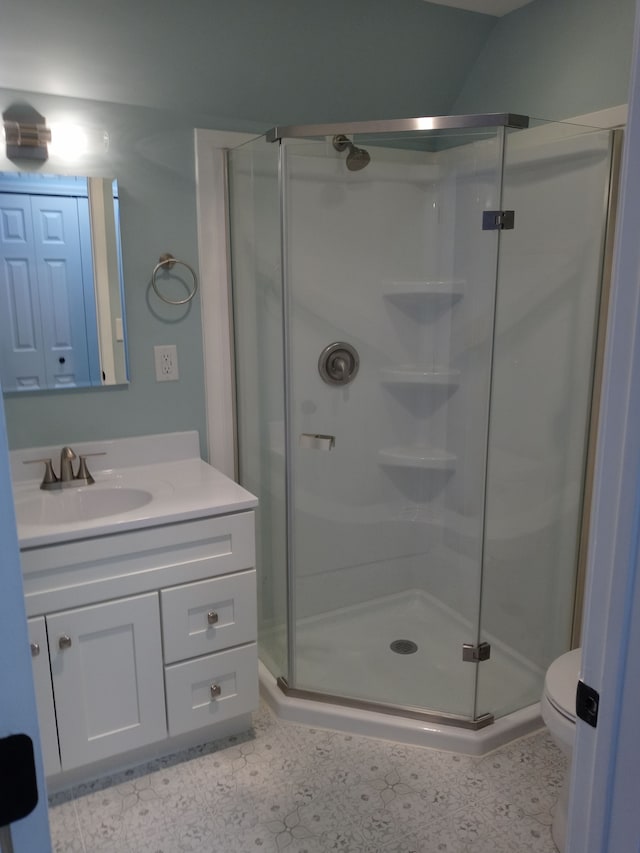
299,434 -> 335,451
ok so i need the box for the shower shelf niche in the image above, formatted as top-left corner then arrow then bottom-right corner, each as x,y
380,366 -> 460,386
382,281 -> 464,303
378,446 -> 456,471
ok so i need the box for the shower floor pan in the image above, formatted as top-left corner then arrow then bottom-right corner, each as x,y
260,590 -> 544,755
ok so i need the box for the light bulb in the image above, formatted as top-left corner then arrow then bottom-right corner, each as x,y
48,123 -> 109,160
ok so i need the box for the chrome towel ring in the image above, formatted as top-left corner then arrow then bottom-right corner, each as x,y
151,253 -> 199,305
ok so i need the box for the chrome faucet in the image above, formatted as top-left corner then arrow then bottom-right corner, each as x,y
23,447 -> 106,490
59,446 -> 76,483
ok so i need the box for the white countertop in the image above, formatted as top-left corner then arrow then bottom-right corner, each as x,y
11,432 -> 257,549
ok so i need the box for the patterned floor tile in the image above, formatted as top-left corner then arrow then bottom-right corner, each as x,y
48,799 -> 85,853
49,701 -> 561,853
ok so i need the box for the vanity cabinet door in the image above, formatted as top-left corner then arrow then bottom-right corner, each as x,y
27,616 -> 61,777
47,593 -> 166,771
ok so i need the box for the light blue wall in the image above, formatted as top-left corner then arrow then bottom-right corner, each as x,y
0,90 -> 213,454
0,1 -> 496,455
0,0 -> 495,123
453,0 -> 636,119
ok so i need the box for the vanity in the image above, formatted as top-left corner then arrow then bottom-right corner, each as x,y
10,431 -> 258,792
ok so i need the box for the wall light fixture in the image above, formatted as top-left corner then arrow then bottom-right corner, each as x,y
2,104 -> 109,163
3,120 -> 51,161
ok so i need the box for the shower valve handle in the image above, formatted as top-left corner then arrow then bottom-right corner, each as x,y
318,342 -> 360,386
332,356 -> 347,378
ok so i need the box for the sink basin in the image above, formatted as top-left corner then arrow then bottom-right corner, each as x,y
15,486 -> 154,527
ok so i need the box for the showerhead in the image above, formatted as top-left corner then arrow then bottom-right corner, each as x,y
332,134 -> 371,171
346,145 -> 371,171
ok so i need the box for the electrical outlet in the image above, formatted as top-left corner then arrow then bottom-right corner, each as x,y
154,345 -> 179,381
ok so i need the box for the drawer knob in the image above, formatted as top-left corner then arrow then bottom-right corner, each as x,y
30,642 -> 40,657
210,683 -> 222,699
207,610 -> 219,626
58,635 -> 72,650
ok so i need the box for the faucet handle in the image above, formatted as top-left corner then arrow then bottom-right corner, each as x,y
23,458 -> 59,488
75,452 -> 106,485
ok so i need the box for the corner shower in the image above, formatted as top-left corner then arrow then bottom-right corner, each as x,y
227,112 -> 619,735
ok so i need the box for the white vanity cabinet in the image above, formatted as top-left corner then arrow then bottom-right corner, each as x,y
29,596 -> 166,776
27,616 -> 61,777
21,508 -> 258,785
47,593 -> 166,771
161,571 -> 258,736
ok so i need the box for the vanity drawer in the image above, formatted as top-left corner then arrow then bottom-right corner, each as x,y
161,570 -> 257,664
22,511 -> 256,617
164,643 -> 258,736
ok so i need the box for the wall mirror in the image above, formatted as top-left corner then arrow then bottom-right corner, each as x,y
0,171 -> 129,392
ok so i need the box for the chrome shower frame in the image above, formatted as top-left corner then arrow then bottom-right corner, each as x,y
266,112 -> 529,143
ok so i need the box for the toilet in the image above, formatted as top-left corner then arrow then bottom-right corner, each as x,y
541,647 -> 581,852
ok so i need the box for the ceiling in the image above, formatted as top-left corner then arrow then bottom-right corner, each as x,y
425,0 -> 535,16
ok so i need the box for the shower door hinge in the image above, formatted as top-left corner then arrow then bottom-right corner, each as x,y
482,210 -> 515,231
462,641 -> 491,662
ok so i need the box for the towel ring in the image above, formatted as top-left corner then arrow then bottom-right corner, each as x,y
152,253 -> 198,305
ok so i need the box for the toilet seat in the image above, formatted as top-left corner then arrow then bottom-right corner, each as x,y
541,648 -> 582,853
543,648 -> 581,722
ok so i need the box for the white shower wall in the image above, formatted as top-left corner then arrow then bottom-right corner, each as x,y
287,148 -> 443,607
285,136 -> 504,625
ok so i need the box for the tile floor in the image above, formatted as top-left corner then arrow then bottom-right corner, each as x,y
49,701 -> 564,853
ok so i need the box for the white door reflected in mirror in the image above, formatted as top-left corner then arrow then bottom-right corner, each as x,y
0,172 -> 129,391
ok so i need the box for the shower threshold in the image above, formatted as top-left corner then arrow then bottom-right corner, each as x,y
276,676 -> 494,730
260,662 -> 541,756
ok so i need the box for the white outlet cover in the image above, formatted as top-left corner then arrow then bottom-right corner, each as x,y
154,345 -> 179,381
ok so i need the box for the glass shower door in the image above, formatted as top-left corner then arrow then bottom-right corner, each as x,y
228,135 -> 289,681
282,126 -> 507,719
475,121 -> 617,721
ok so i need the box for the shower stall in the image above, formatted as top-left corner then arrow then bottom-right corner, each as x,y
227,113 -> 619,732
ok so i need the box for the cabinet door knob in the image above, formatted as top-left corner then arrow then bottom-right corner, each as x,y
30,642 -> 40,657
210,683 -> 221,699
207,610 -> 219,625
58,635 -> 72,650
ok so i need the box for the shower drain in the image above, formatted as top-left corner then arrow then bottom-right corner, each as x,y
390,639 -> 418,655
